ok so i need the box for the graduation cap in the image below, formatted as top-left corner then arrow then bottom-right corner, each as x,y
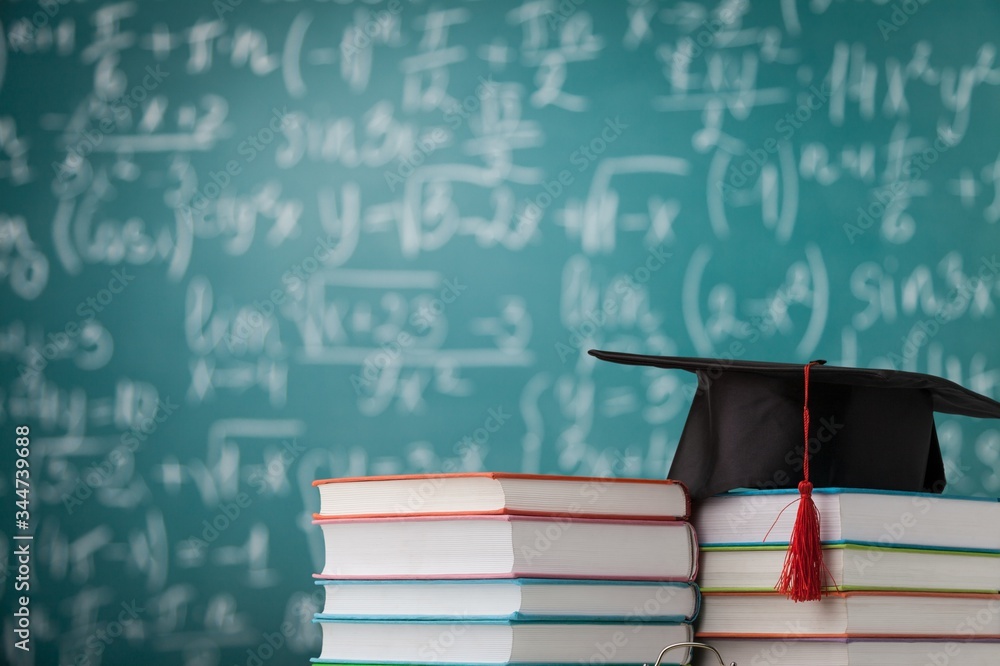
588,349 -> 1000,601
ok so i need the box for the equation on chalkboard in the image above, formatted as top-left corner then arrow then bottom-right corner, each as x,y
2,0 -> 1000,664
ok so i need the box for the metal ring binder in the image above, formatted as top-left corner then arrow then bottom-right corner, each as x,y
645,641 -> 736,666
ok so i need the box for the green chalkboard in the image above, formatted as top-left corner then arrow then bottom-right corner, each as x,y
2,0 -> 1000,664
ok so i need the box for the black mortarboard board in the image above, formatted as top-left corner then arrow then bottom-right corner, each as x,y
588,349 -> 1000,500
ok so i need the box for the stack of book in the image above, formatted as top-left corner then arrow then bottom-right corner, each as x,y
308,473 -> 700,665
691,488 -> 1000,665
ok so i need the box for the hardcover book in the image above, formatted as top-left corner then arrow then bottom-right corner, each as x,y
702,638 -> 1000,665
697,591 -> 1000,638
314,515 -> 698,581
693,488 -> 1000,550
315,578 -> 700,622
313,472 -> 690,520
311,619 -> 693,665
698,543 -> 1000,593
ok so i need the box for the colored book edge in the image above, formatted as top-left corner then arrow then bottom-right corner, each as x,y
312,473 -> 691,520
700,590 -> 1000,599
312,472 -> 688,488
312,509 -> 690,521
309,655 -> 689,666
311,514 -> 697,526
311,579 -> 702,622
309,618 -> 697,627
693,637 -> 1000,643
700,539 -> 1000,553
696,632 -> 1000,640
311,572 -> 698,582
312,578 -> 700,588
313,613 -> 697,623
708,487 -> 1000,503
701,585 -> 1000,593
700,542 -> 1000,555
698,590 -> 1000,626
312,518 -> 700,582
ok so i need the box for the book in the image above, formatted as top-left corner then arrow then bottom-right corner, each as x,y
314,515 -> 698,581
699,543 -> 1000,593
312,472 -> 690,520
702,638 -> 1000,665
697,591 -> 1000,638
314,579 -> 700,622
311,619 -> 693,664
693,488 -> 1000,549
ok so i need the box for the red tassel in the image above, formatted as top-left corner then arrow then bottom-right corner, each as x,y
774,361 -> 825,602
775,481 -> 823,601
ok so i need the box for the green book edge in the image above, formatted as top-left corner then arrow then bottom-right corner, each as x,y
701,543 -> 1000,557
700,543 -> 1000,593
699,585 -> 1000,593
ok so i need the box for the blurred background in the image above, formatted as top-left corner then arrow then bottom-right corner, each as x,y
2,0 -> 1000,664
